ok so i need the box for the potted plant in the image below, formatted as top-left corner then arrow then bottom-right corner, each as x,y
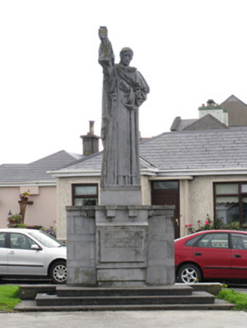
19,191 -> 31,202
8,214 -> 23,227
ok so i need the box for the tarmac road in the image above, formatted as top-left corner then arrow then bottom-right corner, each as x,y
1,311 -> 247,328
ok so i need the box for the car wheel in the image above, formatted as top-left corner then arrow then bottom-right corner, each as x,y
50,261 -> 67,284
177,264 -> 202,284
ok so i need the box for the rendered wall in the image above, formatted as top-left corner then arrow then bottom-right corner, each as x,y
179,175 -> 247,235
0,186 -> 56,229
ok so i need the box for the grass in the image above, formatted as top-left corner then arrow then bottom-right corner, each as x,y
0,285 -> 21,312
217,288 -> 247,311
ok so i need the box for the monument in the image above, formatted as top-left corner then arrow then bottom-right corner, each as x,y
66,27 -> 175,286
98,26 -> 150,205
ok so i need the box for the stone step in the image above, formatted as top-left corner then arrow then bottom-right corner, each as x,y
15,298 -> 235,312
56,285 -> 193,297
19,285 -> 57,300
18,283 -> 223,301
35,291 -> 215,307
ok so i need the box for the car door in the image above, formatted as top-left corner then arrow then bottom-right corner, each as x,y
230,232 -> 247,279
7,232 -> 46,276
0,232 -> 8,275
192,232 -> 232,279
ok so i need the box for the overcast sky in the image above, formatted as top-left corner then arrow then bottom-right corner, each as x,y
1,0 -> 247,164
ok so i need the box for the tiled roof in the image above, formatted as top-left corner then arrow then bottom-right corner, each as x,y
139,127 -> 247,172
183,114 -> 228,131
221,94 -> 247,107
170,114 -> 227,131
7,127 -> 247,181
0,151 -> 83,183
170,117 -> 197,131
52,127 -> 247,177
56,151 -> 157,173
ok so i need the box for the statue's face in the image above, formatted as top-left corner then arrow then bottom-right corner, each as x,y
120,52 -> 132,66
98,29 -> 107,40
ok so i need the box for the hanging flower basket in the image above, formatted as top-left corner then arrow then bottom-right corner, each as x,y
19,192 -> 30,202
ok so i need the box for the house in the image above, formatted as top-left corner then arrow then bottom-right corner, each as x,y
2,97 -> 247,240
0,150 -> 83,229
172,95 -> 247,131
51,124 -> 247,240
0,121 -> 100,230
50,96 -> 247,241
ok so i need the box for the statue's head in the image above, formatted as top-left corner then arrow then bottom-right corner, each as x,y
120,47 -> 134,66
98,26 -> 108,40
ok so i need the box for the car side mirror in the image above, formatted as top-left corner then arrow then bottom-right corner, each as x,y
31,244 -> 41,250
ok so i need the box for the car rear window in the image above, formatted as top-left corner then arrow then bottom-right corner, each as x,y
231,233 -> 247,250
197,233 -> 229,248
185,235 -> 202,246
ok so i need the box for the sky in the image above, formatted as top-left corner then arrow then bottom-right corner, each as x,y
1,0 -> 247,164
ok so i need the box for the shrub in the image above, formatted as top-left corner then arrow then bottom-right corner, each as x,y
40,226 -> 57,238
186,215 -> 245,234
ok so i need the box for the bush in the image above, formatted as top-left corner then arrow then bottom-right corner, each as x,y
40,226 -> 57,238
186,215 -> 245,235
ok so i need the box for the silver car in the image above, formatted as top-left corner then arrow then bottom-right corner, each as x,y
0,228 -> 67,284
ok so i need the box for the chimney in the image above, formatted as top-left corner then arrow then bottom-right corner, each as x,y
80,121 -> 100,156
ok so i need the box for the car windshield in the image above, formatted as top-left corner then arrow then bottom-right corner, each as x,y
28,231 -> 65,248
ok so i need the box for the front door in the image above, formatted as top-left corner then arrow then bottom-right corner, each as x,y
151,180 -> 180,239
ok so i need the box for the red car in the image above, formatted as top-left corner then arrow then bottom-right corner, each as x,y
175,230 -> 247,283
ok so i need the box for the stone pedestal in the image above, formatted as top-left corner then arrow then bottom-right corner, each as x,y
66,205 -> 175,286
100,188 -> 142,206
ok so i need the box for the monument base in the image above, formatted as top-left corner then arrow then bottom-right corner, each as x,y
100,187 -> 142,205
66,205 -> 175,286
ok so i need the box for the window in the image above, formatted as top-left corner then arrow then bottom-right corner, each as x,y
0,233 -> 6,248
10,233 -> 36,250
231,233 -> 247,250
185,234 -> 202,246
72,184 -> 98,206
152,181 -> 179,190
197,233 -> 229,249
214,182 -> 247,226
29,231 -> 63,247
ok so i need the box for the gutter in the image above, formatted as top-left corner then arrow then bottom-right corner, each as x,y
48,168 -> 159,178
0,181 -> 56,187
157,167 -> 247,176
48,167 -> 247,179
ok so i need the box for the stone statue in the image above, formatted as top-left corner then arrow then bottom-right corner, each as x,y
98,26 -> 150,190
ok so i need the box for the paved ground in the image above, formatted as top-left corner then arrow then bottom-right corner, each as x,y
1,311 -> 247,328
